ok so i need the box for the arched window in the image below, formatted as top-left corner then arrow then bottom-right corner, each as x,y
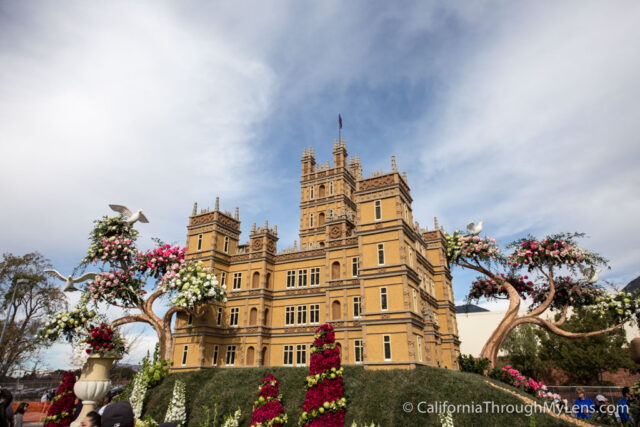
332,300 -> 341,320
266,272 -> 272,289
331,261 -> 340,280
318,212 -> 325,226
318,184 -> 326,197
261,346 -> 269,366
263,308 -> 270,326
252,271 -> 260,289
246,346 -> 255,366
249,308 -> 257,325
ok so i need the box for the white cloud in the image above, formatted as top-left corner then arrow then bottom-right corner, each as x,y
412,1 -> 640,288
0,2 -> 275,260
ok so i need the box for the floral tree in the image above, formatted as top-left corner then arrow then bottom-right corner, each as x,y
43,371 -> 77,427
42,215 -> 226,360
299,324 -> 347,426
446,230 -> 640,367
251,374 -> 287,426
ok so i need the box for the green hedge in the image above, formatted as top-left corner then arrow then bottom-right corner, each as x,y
142,366 -> 575,426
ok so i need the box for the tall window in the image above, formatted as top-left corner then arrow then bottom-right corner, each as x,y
310,268 -> 320,286
377,243 -> 385,265
330,181 -> 334,195
309,304 -> 320,324
220,272 -> 227,287
212,345 -> 219,365
283,345 -> 294,365
310,186 -> 314,199
417,337 -> 423,362
197,234 -> 203,251
374,200 -> 381,220
353,296 -> 361,318
296,344 -> 307,366
413,289 -> 418,312
310,213 -> 314,227
224,236 -> 229,253
217,307 -> 223,326
297,305 -> 307,325
404,205 -> 409,220
233,272 -> 242,290
187,314 -> 193,326
383,335 -> 392,360
354,340 -> 363,363
225,346 -> 236,366
380,287 -> 388,311
285,307 -> 295,325
298,269 -> 308,287
286,270 -> 296,288
409,248 -> 413,268
181,345 -> 188,366
229,308 -> 239,326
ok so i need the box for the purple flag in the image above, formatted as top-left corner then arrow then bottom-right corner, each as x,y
338,114 -> 343,129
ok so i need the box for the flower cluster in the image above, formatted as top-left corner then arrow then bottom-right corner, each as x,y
530,276 -> 603,310
43,371 -> 77,427
137,245 -> 185,279
164,380 -> 187,426
222,409 -> 242,427
588,291 -> 640,325
508,236 -> 593,271
299,324 -> 347,426
87,270 -> 142,305
250,374 -> 288,426
490,365 -> 544,396
130,370 -> 148,418
139,344 -> 170,387
83,323 -> 125,356
468,274 -> 534,300
161,262 -> 225,309
83,216 -> 138,264
40,306 -> 98,342
446,230 -> 499,263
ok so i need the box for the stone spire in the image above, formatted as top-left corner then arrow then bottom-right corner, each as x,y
434,216 -> 439,229
215,197 -> 220,211
391,155 -> 397,172
192,202 -> 198,216
235,206 -> 239,220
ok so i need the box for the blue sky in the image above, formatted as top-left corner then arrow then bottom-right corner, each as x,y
1,1 -> 639,369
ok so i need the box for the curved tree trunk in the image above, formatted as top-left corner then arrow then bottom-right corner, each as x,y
480,310 -> 625,367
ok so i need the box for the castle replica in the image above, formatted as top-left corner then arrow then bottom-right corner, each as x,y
172,140 -> 460,370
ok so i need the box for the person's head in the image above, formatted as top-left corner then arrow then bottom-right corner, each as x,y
79,411 -> 100,427
595,394 -> 606,405
101,401 -> 134,427
576,388 -> 585,399
622,386 -> 630,399
16,403 -> 29,414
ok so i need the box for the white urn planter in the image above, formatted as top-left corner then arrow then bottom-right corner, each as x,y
71,355 -> 119,426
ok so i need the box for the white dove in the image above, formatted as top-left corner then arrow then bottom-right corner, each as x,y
466,221 -> 483,236
44,270 -> 99,292
582,267 -> 602,284
109,204 -> 149,224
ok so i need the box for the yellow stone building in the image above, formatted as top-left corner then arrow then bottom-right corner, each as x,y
172,140 -> 460,370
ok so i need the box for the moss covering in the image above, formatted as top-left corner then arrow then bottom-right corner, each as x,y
143,366 -> 576,426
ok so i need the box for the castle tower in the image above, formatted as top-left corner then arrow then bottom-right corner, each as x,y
299,140 -> 357,248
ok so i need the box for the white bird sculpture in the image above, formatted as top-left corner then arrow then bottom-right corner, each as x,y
44,270 -> 99,292
582,267 -> 603,284
466,221 -> 483,236
109,204 -> 149,224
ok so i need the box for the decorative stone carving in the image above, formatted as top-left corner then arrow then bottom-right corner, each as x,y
359,175 -> 394,191
267,240 -> 276,252
329,225 -> 342,239
252,239 -> 263,251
